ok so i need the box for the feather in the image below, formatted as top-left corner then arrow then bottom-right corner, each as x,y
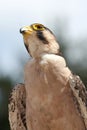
8,84 -> 27,130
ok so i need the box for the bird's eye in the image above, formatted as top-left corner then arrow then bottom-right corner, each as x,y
32,24 -> 44,31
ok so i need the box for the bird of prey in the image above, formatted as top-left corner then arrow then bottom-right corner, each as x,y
8,23 -> 87,130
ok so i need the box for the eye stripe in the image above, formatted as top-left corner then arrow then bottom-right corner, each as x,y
46,28 -> 54,35
36,31 -> 49,44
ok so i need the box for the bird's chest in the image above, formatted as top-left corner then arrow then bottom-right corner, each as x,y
24,60 -> 65,104
24,60 -> 85,130
24,56 -> 71,100
25,61 -> 67,127
25,60 -> 68,113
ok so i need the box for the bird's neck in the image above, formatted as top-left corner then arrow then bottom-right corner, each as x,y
31,53 -> 63,66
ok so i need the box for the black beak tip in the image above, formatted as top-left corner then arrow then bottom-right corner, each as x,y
20,28 -> 23,34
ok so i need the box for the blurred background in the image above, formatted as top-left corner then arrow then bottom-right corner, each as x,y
0,0 -> 87,129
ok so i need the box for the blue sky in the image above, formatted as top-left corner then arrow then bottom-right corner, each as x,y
0,0 -> 87,77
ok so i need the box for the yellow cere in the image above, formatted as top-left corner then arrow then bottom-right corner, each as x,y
23,26 -> 33,33
32,24 -> 45,31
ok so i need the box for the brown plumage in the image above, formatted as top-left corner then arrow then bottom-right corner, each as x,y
8,23 -> 87,130
8,84 -> 27,130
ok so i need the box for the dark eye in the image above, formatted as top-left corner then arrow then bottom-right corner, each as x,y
33,24 -> 44,31
37,25 -> 43,29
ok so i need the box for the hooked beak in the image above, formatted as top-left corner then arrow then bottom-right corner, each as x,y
20,26 -> 33,35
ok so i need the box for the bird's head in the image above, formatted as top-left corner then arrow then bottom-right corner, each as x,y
20,23 -> 60,58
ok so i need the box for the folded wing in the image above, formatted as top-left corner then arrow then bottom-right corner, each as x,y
69,74 -> 87,129
8,84 -> 27,130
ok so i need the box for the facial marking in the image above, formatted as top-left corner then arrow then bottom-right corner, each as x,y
36,31 -> 49,44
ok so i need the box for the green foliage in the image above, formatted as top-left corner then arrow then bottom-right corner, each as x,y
0,77 -> 13,130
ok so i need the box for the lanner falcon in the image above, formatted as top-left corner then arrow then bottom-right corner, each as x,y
8,23 -> 87,130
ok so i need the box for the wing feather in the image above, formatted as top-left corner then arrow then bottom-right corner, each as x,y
69,75 -> 87,129
8,83 -> 27,130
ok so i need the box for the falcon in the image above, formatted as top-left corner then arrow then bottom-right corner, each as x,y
8,23 -> 87,130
